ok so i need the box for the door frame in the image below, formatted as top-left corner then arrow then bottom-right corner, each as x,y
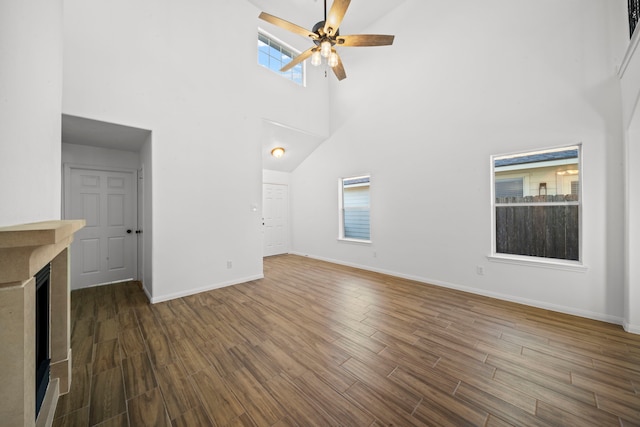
137,165 -> 145,285
62,163 -> 140,283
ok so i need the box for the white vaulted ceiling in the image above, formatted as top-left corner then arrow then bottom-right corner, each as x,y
261,119 -> 326,173
60,1 -> 406,172
252,0 -> 406,172
248,0 -> 405,35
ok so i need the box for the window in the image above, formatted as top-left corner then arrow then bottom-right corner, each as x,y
495,178 -> 524,198
339,175 -> 371,242
492,145 -> 581,262
258,31 -> 304,85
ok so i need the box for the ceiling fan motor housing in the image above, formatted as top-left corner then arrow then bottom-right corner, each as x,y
312,20 -> 339,45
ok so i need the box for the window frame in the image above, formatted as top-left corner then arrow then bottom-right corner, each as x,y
489,144 -> 586,271
258,29 -> 305,86
338,174 -> 372,244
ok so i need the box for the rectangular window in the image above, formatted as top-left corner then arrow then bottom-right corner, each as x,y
258,31 -> 304,85
492,145 -> 581,262
495,178 -> 524,198
339,175 -> 371,242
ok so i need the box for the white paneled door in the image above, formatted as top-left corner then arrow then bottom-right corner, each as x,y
67,168 -> 136,289
263,183 -> 289,257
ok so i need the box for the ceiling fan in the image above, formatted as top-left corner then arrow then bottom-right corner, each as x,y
259,0 -> 395,81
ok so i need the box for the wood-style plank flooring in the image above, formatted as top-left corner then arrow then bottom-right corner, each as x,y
54,254 -> 640,426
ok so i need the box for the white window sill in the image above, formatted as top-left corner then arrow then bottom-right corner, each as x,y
487,254 -> 587,272
338,238 -> 372,245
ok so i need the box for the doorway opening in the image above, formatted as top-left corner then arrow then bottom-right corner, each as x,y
61,114 -> 152,294
263,183 -> 289,256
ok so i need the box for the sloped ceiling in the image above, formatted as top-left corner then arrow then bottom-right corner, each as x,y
252,0 -> 405,172
262,119 -> 325,173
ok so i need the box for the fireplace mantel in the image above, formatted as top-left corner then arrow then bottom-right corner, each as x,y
0,220 -> 85,427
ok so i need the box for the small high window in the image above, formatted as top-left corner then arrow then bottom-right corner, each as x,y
339,175 -> 371,242
258,31 -> 304,85
492,145 -> 581,262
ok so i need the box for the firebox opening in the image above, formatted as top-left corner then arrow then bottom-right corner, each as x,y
35,263 -> 51,418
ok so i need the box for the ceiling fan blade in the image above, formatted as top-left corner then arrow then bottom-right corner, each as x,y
324,0 -> 351,37
336,34 -> 395,47
259,12 -> 317,40
332,53 -> 347,81
280,47 -> 315,72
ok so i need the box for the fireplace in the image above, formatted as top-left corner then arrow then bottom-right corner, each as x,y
35,263 -> 51,417
0,220 -> 84,427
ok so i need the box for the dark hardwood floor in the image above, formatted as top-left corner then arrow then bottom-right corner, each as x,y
54,254 -> 640,426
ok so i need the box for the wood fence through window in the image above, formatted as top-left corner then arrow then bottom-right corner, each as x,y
495,195 -> 579,261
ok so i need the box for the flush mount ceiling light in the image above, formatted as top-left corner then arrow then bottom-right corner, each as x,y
271,147 -> 285,158
259,0 -> 395,81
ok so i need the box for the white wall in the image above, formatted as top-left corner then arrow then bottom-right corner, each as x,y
620,32 -> 640,128
626,122 -> 640,333
292,0 -> 628,323
63,0 -> 329,302
620,26 -> 640,332
0,1 -> 63,227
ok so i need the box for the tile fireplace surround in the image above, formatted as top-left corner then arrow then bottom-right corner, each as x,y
0,220 -> 85,427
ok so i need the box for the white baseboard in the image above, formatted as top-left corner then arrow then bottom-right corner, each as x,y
290,251 -> 625,328
149,274 -> 264,304
142,282 -> 152,302
623,321 -> 640,335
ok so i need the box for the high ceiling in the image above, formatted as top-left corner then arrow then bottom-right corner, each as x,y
251,0 -> 405,172
248,0 -> 404,35
61,1 -> 405,172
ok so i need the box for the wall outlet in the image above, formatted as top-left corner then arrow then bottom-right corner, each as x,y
227,260 -> 233,269
476,265 -> 484,276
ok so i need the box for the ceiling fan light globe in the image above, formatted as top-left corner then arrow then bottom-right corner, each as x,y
328,51 -> 339,67
311,50 -> 322,66
320,40 -> 332,58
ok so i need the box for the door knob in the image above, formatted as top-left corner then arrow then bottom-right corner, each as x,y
127,229 -> 132,234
